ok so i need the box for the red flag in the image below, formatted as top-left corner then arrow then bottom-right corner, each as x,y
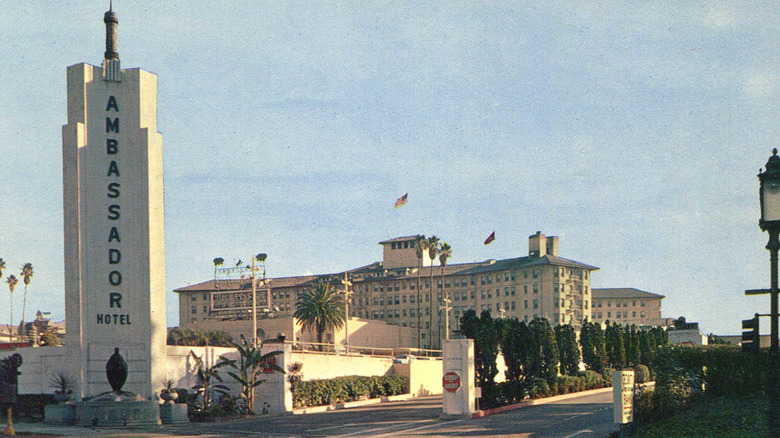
484,231 -> 496,245
394,193 -> 408,208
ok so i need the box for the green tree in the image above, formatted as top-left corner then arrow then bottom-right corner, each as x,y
528,317 -> 559,383
625,325 -> 640,367
580,320 -> 606,374
605,322 -> 625,369
189,350 -> 230,412
555,324 -> 580,376
218,335 -> 284,413
474,311 -> 500,398
6,275 -> 17,340
459,309 -> 480,340
293,281 -> 345,349
20,263 -> 33,329
500,318 -> 531,383
413,235 -> 427,349
426,235 -> 439,348
438,241 -> 452,344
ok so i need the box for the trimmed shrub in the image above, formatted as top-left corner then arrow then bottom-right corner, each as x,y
292,375 -> 409,408
634,364 -> 650,384
527,377 -> 550,399
578,370 -> 607,390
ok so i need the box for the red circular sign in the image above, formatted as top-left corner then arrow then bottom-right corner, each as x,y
443,371 -> 461,392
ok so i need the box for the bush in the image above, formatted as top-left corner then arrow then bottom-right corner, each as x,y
634,364 -> 651,384
527,377 -> 550,399
292,375 -> 409,408
498,380 -> 526,404
578,370 -> 607,390
8,394 -> 55,421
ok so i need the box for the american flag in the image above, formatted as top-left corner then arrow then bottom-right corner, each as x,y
394,193 -> 408,208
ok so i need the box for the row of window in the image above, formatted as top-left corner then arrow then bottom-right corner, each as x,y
595,300 -> 647,308
594,311 -> 646,319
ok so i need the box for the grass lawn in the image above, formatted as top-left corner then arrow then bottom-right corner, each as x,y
631,395 -> 767,438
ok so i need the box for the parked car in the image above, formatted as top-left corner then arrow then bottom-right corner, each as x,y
393,354 -> 415,364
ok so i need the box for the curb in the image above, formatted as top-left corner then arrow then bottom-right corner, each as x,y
293,393 -> 416,415
472,386 -> 613,418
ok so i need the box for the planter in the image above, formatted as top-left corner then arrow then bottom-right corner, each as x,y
53,392 -> 73,404
160,391 -> 179,404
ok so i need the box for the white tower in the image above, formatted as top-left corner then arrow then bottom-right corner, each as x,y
62,5 -> 166,399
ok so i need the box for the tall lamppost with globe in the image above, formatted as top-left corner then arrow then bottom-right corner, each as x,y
758,148 -> 780,436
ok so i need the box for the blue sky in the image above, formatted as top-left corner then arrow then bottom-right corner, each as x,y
1,2 -> 779,335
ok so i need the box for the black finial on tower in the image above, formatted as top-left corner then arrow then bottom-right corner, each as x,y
104,3 -> 119,61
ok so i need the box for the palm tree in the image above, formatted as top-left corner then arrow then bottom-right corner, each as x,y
0,258 -> 5,280
189,350 -> 230,412
413,235 -> 426,349
7,275 -> 17,340
439,242 -> 452,344
218,335 -> 284,413
293,281 -> 345,350
426,236 -> 440,348
20,263 -> 33,332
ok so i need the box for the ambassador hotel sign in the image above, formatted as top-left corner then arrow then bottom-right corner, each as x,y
62,8 -> 167,397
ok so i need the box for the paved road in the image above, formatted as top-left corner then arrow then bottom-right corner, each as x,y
14,390 -> 616,437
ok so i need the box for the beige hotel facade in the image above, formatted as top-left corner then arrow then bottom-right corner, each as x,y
175,232 -> 599,349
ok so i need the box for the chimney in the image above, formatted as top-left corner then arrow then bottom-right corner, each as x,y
529,231 -> 547,258
546,236 -> 559,256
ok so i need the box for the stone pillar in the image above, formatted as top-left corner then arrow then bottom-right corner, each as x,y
254,343 -> 292,414
441,338 -> 475,418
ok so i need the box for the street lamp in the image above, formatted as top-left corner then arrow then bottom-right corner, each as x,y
759,148 -> 780,436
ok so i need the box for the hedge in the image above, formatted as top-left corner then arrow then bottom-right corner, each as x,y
632,345 -> 767,425
291,375 -> 409,408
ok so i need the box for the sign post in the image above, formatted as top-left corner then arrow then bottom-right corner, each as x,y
612,370 -> 634,437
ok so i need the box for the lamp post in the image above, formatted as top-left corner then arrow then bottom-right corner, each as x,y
759,148 -> 780,436
341,273 -> 352,354
252,253 -> 267,347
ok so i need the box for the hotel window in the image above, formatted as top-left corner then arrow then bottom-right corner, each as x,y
524,300 -> 528,309
191,306 -> 197,314
191,295 -> 197,301
524,270 -> 528,278
524,286 -> 528,294
641,301 -> 646,307
496,274 -> 501,283
402,283 -> 407,290
533,299 -> 538,309
533,284 -> 538,294
380,297 -> 385,306
511,287 -> 516,296
471,278 -> 476,285
640,311 -> 645,318
487,290 -> 492,299
632,311 -> 636,317
496,303 -> 501,311
533,269 -> 539,279
454,294 -> 459,301
445,281 -> 450,288
623,311 -> 628,318
410,295 -> 415,303
511,272 -> 516,281
505,287 -> 509,296
403,295 -> 407,303
471,291 -> 476,299
616,302 -> 621,308
560,298 -> 565,307
394,296 -> 400,305
203,293 -> 208,300
511,301 -> 516,310
554,284 -> 559,293
202,306 -> 207,313
425,308 -> 430,316
607,301 -> 611,307
395,310 -> 400,318
616,312 -> 621,319
410,283 -> 416,290
481,291 -> 486,299
598,312 -> 602,319
410,309 -> 416,317
394,284 -> 400,291
554,300 -> 559,308
607,312 -> 611,318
